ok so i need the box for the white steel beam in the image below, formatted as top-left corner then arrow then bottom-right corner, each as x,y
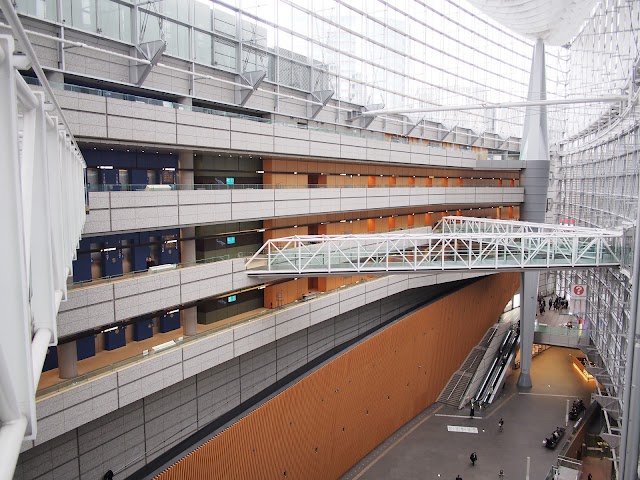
360,96 -> 627,117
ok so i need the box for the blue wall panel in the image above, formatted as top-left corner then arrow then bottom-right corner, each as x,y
159,311 -> 181,333
133,319 -> 154,341
76,336 -> 96,360
104,327 -> 126,350
42,346 -> 58,372
130,169 -> 149,190
102,238 -> 123,277
73,238 -> 92,283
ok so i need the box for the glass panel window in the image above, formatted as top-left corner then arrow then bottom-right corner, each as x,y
69,0 -> 97,33
195,30 -> 213,65
15,0 -> 57,22
214,4 -> 237,37
164,20 -> 190,58
119,5 -> 131,43
214,38 -> 236,70
194,0 -> 213,31
160,0 -> 188,24
98,0 -> 130,42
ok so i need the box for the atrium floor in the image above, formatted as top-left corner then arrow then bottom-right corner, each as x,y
342,346 -> 600,480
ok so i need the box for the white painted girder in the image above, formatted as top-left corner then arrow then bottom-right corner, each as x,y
246,217 -> 622,276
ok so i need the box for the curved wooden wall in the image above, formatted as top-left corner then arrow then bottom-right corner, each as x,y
156,272 -> 520,480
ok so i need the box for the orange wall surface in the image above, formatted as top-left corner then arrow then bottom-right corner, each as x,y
156,272 -> 520,480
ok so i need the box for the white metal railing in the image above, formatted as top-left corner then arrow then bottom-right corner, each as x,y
0,2 -> 86,476
245,217 -> 622,275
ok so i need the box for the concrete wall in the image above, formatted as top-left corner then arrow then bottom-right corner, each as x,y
16,279 -> 479,480
83,186 -> 525,235
43,87 -> 522,170
36,271 -> 486,456
57,258 -> 257,336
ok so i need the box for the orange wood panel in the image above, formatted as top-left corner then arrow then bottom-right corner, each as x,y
156,272 -> 520,480
264,278 -> 310,308
388,216 -> 396,230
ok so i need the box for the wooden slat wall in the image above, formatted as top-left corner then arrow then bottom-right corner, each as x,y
156,272 -> 520,480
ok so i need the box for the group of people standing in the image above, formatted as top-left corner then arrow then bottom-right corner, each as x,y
537,294 -> 569,316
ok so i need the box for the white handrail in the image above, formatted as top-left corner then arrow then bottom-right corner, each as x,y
0,2 -> 87,473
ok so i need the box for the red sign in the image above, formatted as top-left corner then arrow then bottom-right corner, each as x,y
572,285 -> 586,298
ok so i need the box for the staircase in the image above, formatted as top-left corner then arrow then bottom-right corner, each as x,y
437,327 -> 497,407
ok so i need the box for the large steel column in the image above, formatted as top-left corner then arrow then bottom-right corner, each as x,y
517,38 -> 551,389
619,145 -> 640,479
518,271 -> 537,388
621,343 -> 640,480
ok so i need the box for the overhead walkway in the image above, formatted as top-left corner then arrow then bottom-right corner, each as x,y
246,216 -> 622,276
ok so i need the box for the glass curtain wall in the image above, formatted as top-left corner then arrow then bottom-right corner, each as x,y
15,0 -> 569,140
554,0 -> 640,414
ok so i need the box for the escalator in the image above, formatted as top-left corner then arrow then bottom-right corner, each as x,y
473,322 -> 520,406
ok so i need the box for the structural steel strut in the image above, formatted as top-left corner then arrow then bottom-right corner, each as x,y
245,217 -> 622,276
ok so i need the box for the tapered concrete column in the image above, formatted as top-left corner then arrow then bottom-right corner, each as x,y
58,341 -> 78,379
517,271 -> 537,388
180,227 -> 196,264
182,306 -> 198,336
517,38 -> 551,389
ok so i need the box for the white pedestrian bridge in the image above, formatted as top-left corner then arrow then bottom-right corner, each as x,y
245,217 -> 623,276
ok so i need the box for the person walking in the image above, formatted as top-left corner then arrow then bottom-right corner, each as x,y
498,418 -> 504,432
470,402 -> 475,418
456,476 -> 462,480
470,452 -> 477,466
587,474 -> 592,480
499,469 -> 504,478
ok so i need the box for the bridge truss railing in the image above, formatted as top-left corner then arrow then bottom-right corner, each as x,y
246,217 -> 622,276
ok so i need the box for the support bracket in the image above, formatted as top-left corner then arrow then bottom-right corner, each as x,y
594,394 -> 621,420
130,39 -> 166,86
440,123 -> 458,142
404,116 -> 424,137
601,433 -> 622,450
307,90 -> 333,119
346,103 -> 384,130
235,70 -> 266,106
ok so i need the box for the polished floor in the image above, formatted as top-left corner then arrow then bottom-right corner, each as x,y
341,346 -> 600,480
